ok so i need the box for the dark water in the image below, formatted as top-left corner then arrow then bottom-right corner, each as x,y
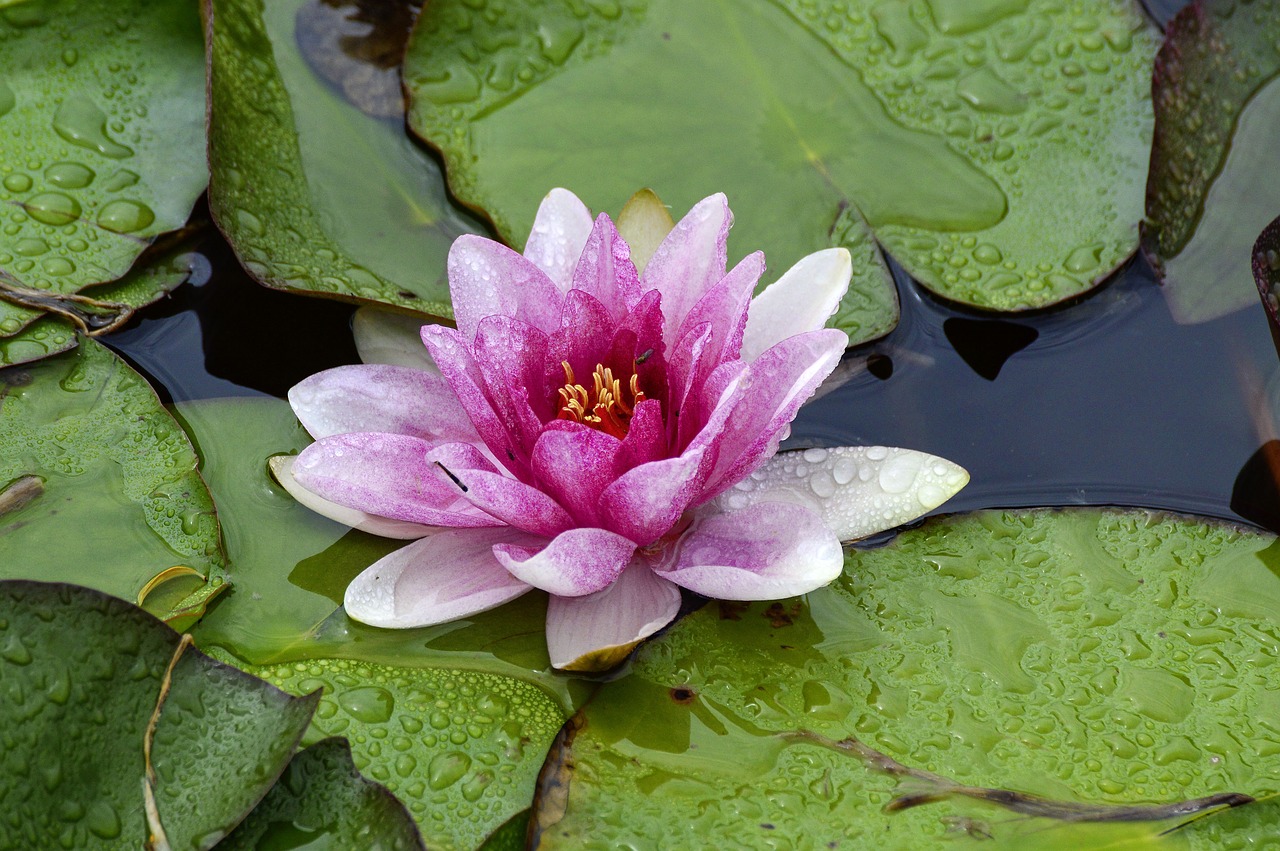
106,221 -> 1280,536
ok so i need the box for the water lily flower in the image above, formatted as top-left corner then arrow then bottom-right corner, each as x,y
273,189 -> 969,671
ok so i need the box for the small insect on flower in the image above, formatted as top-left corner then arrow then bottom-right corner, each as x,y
273,188 -> 968,671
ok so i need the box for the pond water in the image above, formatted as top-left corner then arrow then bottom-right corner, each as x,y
105,211 -> 1280,538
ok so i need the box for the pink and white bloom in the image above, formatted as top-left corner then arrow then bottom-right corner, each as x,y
274,189 -> 968,671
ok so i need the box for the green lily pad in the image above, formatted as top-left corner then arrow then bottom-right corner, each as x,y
0,314 -> 76,367
179,398 -> 575,704
404,0 -> 1156,317
0,580 -> 318,850
0,0 -> 207,320
534,509 -> 1280,848
1145,0 -> 1280,323
0,338 -> 228,626
217,655 -> 564,851
218,738 -> 426,851
205,0 -> 487,317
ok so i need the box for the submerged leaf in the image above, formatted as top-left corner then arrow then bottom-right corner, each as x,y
0,581 -> 316,850
0,339 -> 228,624
405,0 -> 1155,318
0,0 -> 207,326
218,738 -> 426,851
206,0 -> 486,316
1145,0 -> 1280,323
534,509 -> 1280,848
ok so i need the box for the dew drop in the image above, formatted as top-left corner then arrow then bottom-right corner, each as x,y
0,81 -> 14,118
3,173 -> 31,193
24,192 -> 80,225
427,751 -> 471,790
45,161 -> 95,189
97,199 -> 154,234
339,686 -> 395,723
52,96 -> 134,159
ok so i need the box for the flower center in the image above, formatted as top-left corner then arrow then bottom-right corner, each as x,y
557,361 -> 646,438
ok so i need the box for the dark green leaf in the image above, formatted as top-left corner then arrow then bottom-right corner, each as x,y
0,338 -> 228,625
1144,0 -> 1280,323
217,655 -> 564,851
405,0 -> 1155,317
534,509 -> 1280,848
218,738 -> 426,851
205,0 -> 487,316
0,580 -> 316,850
0,0 -> 207,326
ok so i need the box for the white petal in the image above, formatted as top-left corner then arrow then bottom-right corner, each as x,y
741,248 -> 852,361
344,528 -> 535,628
352,306 -> 439,374
523,187 -> 594,291
268,455 -> 438,539
710,447 -> 969,542
545,561 -> 682,672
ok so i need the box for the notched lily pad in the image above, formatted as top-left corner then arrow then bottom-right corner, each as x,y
219,738 -> 426,850
216,654 -> 565,851
0,0 -> 207,331
404,0 -> 1156,317
206,0 -> 486,316
1145,0 -> 1280,323
533,509 -> 1280,848
0,581 -> 316,850
0,338 -> 228,625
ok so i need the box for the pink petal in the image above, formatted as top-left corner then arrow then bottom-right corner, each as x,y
423,325 -> 533,479
654,502 -> 843,600
493,527 -> 636,596
448,235 -> 564,339
545,560 -> 682,671
616,398 -> 667,471
549,290 -> 618,392
294,433 -> 501,528
570,214 -> 641,319
670,250 -> 764,372
741,248 -> 852,361
269,455 -> 437,539
531,423 -> 622,527
471,315 -> 555,450
599,442 -> 710,545
523,188 -> 595,291
344,528 -> 536,628
289,364 -> 476,442
696,329 -> 849,500
427,442 -> 574,537
641,193 -> 731,349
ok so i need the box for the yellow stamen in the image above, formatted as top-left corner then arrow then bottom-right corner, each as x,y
556,360 -> 647,438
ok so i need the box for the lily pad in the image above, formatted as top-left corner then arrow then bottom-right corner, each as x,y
0,0 -> 207,326
0,580 -> 318,850
205,0 -> 487,316
0,314 -> 76,367
404,0 -> 1156,316
218,738 -> 426,851
534,509 -> 1280,848
218,655 -> 565,851
0,338 -> 228,626
1145,0 -> 1280,323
